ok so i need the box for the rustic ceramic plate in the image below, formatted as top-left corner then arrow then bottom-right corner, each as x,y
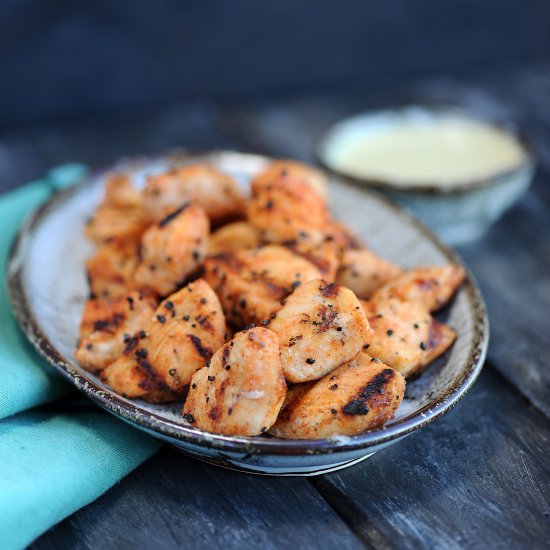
8,150 -> 489,476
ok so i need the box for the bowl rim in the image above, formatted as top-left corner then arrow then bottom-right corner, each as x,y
7,149 -> 489,457
316,103 -> 536,195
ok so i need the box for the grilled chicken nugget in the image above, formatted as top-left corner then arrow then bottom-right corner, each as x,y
270,352 -> 405,439
86,241 -> 141,300
143,164 -> 245,226
208,221 -> 262,256
204,245 -> 322,328
285,238 -> 342,281
269,279 -> 372,383
337,248 -> 403,299
85,174 -> 147,245
101,279 -> 227,402
361,297 -> 456,377
75,291 -> 157,372
183,327 -> 286,436
247,172 -> 330,245
134,203 -> 209,296
372,265 -> 466,312
251,159 -> 327,198
283,219 -> 364,281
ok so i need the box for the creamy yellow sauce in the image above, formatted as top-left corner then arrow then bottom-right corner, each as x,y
332,116 -> 526,186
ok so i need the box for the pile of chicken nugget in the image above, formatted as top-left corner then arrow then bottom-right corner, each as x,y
76,159 -> 465,439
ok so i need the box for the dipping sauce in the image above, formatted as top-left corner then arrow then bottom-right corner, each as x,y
324,111 -> 527,187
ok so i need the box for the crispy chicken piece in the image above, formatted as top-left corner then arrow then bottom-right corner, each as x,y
252,160 -> 327,198
134,203 -> 209,296
85,174 -> 147,244
101,279 -> 227,402
103,173 -> 143,208
208,221 -> 262,256
285,238 -> 341,281
361,297 -> 456,377
75,291 -> 157,372
143,164 -> 245,226
337,248 -> 403,299
246,172 -> 330,245
327,220 -> 363,251
372,265 -> 466,312
269,279 -> 372,383
204,245 -> 322,327
183,327 -> 286,436
86,241 -> 141,300
270,352 -> 405,439
283,219 -> 365,281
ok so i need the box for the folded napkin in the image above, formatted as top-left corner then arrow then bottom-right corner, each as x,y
0,167 -> 161,550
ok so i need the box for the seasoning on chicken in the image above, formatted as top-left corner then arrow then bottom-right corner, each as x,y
86,241 -> 141,300
134,203 -> 209,296
183,327 -> 286,436
143,164 -> 245,226
270,352 -> 405,439
285,238 -> 342,281
204,245 -> 322,328
361,297 -> 456,377
252,159 -> 327,198
247,171 -> 330,245
85,173 -> 147,245
208,221 -> 262,256
283,219 -> 364,281
372,265 -> 466,311
326,220 -> 363,251
269,279 -> 372,383
100,279 -> 227,402
337,248 -> 403,299
75,291 -> 157,372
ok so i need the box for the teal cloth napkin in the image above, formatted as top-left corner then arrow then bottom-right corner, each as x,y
0,167 -> 162,550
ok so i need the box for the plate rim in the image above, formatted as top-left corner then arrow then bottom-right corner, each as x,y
7,149 -> 489,457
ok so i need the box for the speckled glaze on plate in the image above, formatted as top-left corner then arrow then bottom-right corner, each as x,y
8,150 -> 489,476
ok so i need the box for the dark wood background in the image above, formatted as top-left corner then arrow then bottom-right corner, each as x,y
2,0 -> 550,127
1,3 -> 549,548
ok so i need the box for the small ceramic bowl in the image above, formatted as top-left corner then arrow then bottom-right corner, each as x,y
317,106 -> 536,244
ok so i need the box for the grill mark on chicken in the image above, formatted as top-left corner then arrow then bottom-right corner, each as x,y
137,359 -> 172,393
319,282 -> 339,298
92,312 -> 124,332
195,314 -> 214,331
312,306 -> 338,333
342,368 -> 395,416
123,335 -> 140,355
188,334 -> 212,359
288,335 -> 303,346
158,202 -> 189,228
221,344 -> 231,367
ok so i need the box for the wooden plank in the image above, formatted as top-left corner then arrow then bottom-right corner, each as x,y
31,448 -> 363,550
458,188 -> 550,418
32,369 -> 550,550
310,368 -> 550,549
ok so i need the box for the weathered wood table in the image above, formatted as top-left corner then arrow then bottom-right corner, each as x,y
2,65 -> 548,549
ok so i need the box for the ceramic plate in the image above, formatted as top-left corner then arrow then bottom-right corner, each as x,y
8,150 -> 489,476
